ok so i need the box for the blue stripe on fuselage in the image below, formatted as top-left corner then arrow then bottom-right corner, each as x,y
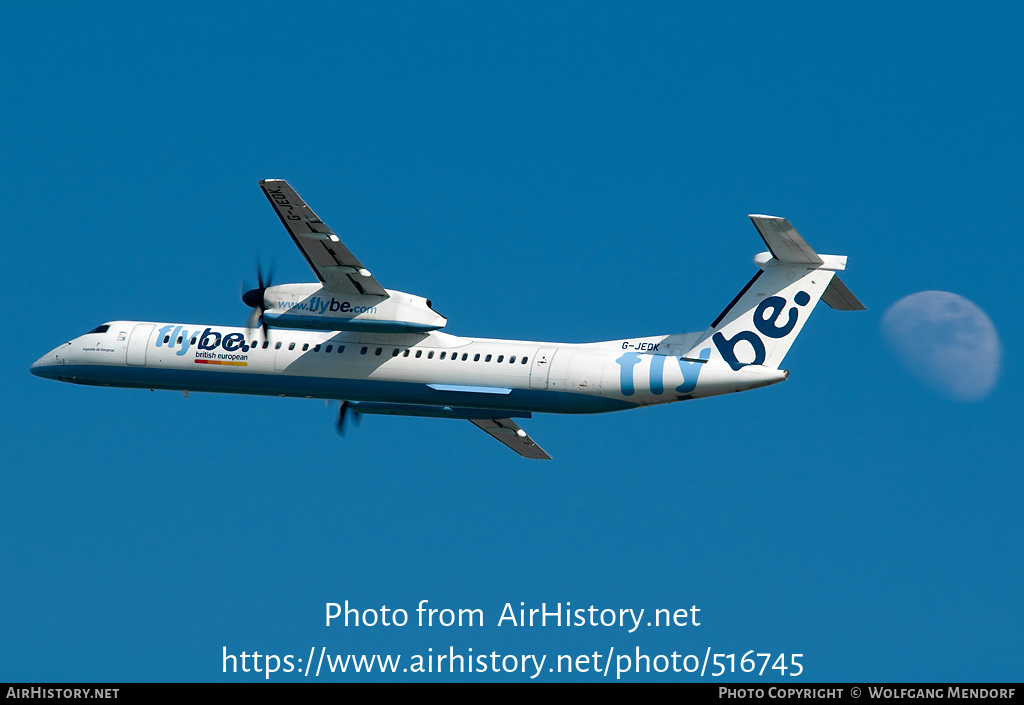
40,364 -> 638,415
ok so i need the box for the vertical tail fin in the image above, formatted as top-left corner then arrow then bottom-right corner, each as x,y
691,216 -> 864,371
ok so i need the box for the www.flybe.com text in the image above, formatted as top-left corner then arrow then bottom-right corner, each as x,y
275,296 -> 377,315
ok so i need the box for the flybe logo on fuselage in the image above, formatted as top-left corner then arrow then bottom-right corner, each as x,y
152,325 -> 251,356
614,347 -> 711,398
712,291 -> 810,371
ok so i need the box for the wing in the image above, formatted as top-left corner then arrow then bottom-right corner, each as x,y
259,179 -> 388,297
469,418 -> 552,460
342,402 -> 551,460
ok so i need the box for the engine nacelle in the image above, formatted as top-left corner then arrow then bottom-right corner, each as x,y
261,284 -> 447,333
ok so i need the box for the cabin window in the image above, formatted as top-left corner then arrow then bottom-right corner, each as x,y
415,350 -> 422,358
275,342 -> 282,350
522,357 -> 529,364
427,351 -> 434,359
392,348 -> 400,357
440,351 -> 446,359
289,342 -> 296,351
325,345 -> 333,353
178,336 -> 184,345
163,335 -> 170,344
403,350 -> 410,357
360,347 -> 368,355
509,356 -> 516,364
485,354 -> 492,362
461,353 -> 468,361
473,353 -> 480,362
191,337 -> 197,345
375,347 -> 382,356
338,345 -> 345,353
497,355 -> 504,363
263,341 -> 270,349
313,344 -> 321,352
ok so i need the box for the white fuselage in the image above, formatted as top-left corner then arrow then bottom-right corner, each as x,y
31,321 -> 788,416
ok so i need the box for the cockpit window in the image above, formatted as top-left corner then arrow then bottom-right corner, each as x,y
87,325 -> 110,334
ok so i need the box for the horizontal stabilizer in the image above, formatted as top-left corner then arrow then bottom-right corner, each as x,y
749,215 -> 824,265
821,275 -> 866,311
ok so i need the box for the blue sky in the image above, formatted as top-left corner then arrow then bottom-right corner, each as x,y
2,4 -> 1021,682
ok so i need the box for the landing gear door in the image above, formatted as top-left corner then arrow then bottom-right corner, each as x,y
529,347 -> 558,390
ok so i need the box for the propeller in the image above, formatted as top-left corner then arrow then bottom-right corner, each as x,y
241,262 -> 274,337
336,401 -> 362,437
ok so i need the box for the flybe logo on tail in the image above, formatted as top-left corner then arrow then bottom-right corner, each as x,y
713,291 -> 810,371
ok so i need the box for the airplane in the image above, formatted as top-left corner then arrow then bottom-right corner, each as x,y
31,179 -> 865,459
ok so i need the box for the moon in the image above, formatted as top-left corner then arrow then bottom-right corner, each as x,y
881,291 -> 1001,401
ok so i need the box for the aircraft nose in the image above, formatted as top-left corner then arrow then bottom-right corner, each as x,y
30,345 -> 69,379
30,354 -> 53,378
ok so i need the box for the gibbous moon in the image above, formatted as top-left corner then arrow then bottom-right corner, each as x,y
882,291 -> 1001,401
